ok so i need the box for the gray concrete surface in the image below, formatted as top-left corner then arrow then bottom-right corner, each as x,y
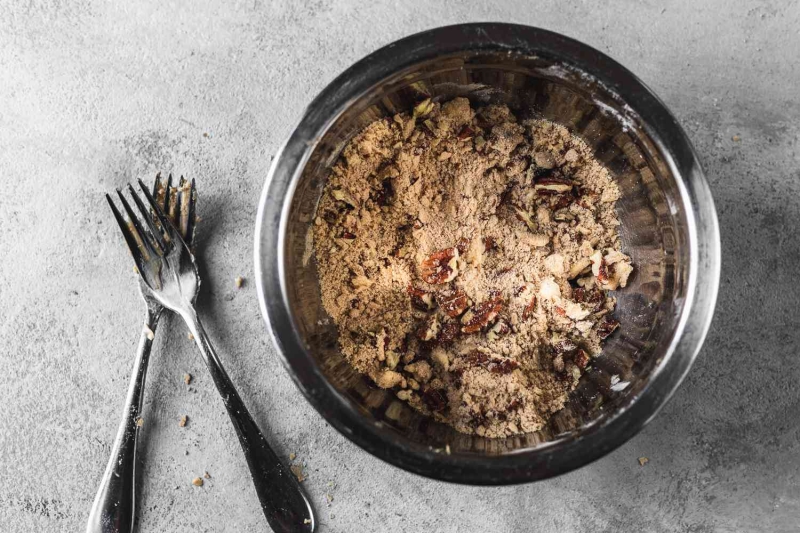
1,1 -> 798,531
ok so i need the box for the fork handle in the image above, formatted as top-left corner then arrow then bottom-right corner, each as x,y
87,306 -> 161,533
183,312 -> 315,533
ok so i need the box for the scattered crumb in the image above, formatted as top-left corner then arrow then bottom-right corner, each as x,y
133,266 -> 139,274
203,132 -> 209,138
204,471 -> 211,479
187,332 -> 194,341
183,373 -> 192,385
289,452 -> 296,461
325,493 -> 333,505
638,456 -> 649,466
445,444 -> 451,455
179,415 -> 188,427
732,134 -> 741,142
143,326 -> 155,341
135,417 -> 144,427
303,518 -> 311,525
192,477 -> 204,487
235,276 -> 245,288
290,464 -> 306,482
184,450 -> 189,456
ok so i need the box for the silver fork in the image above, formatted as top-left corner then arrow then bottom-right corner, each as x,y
88,174 -> 196,533
104,179 -> 315,532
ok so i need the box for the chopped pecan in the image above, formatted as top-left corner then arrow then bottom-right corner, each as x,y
437,288 -> 469,318
463,350 -> 518,374
464,350 -> 489,366
461,297 -> 504,334
413,98 -> 435,118
483,236 -> 497,252
522,295 -> 537,320
419,247 -> 460,284
512,205 -> 537,232
341,231 -> 356,240
456,237 -> 471,255
332,188 -> 358,208
553,339 -> 579,354
572,349 -> 591,369
438,322 -> 460,345
407,285 -> 436,311
486,320 -> 510,342
488,359 -> 519,374
573,287 -> 604,311
597,317 -> 620,339
534,174 -> 573,195
591,250 -> 609,285
516,283 -> 537,320
416,315 -> 441,341
457,125 -> 475,141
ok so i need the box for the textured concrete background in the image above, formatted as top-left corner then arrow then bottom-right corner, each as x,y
1,1 -> 799,532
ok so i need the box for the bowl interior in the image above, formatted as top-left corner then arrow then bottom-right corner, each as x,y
281,51 -> 689,456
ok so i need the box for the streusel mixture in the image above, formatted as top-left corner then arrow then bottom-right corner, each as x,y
312,98 -> 632,437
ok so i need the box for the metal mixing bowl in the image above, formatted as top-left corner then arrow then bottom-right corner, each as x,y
255,23 -> 720,484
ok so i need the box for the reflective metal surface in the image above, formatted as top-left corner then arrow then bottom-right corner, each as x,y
256,23 -> 720,484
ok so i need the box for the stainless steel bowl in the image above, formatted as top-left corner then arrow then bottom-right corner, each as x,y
255,23 -> 720,484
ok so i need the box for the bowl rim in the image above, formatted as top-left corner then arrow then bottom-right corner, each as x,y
255,22 -> 720,485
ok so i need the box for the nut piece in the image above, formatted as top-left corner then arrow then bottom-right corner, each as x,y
517,283 -> 537,320
407,285 -> 436,311
413,98 -> 435,118
192,477 -> 204,487
461,297 -> 504,334
539,278 -> 561,301
437,288 -> 469,318
416,315 -> 441,341
597,317 -> 620,339
419,247 -> 460,284
438,322 -> 460,345
464,350 -> 519,374
487,320 -> 510,342
573,287 -> 604,312
512,205 -> 538,232
385,350 -> 401,370
179,415 -> 188,428
572,349 -> 591,369
534,175 -> 574,194
568,257 -> 593,280
591,250 -> 610,285
457,125 -> 475,141
332,188 -> 358,208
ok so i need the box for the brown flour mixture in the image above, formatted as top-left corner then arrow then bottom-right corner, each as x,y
312,98 -> 633,438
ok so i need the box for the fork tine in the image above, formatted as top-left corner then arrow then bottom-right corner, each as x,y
116,190 -> 155,260
164,173 -> 173,219
127,184 -> 167,254
137,178 -> 173,241
177,175 -> 189,239
185,177 -> 197,247
106,194 -> 146,272
167,174 -> 178,224
152,172 -> 161,199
